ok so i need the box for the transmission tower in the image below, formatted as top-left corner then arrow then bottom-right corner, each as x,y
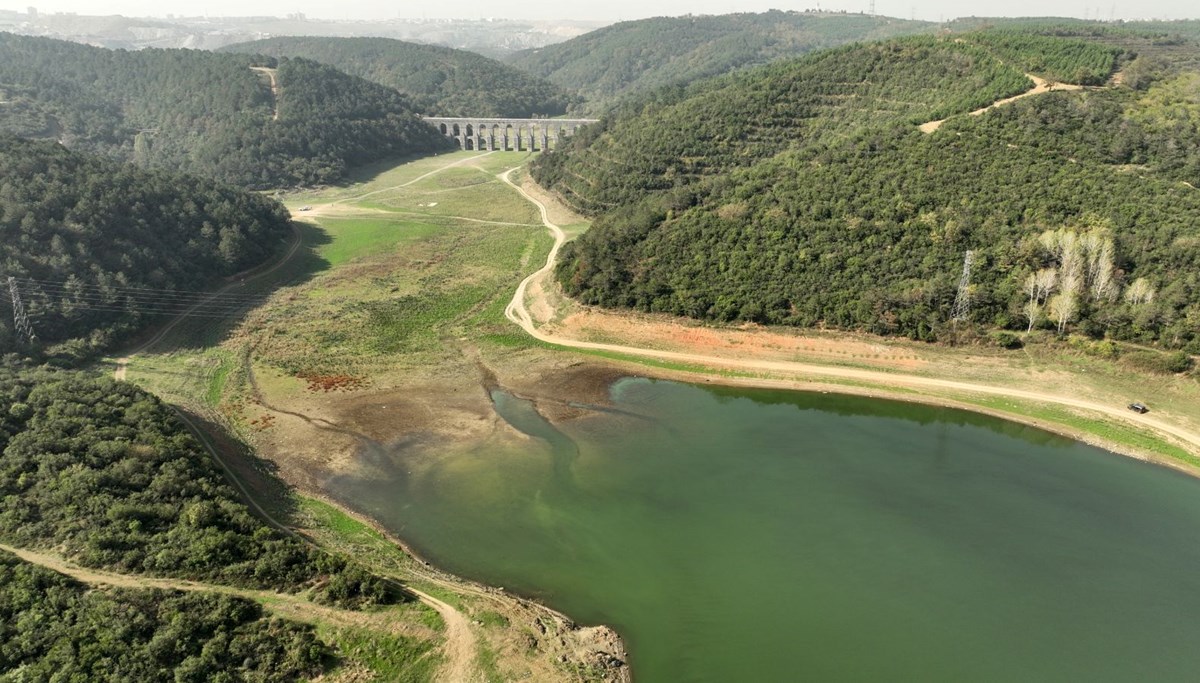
951,250 -> 974,323
7,277 -> 36,343
869,0 -> 876,17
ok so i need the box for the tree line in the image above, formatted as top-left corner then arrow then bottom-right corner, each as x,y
533,36 -> 1035,214
1,552 -> 329,682
507,10 -> 934,112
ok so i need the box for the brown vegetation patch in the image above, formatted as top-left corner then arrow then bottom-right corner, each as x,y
248,413 -> 277,431
300,373 -> 372,393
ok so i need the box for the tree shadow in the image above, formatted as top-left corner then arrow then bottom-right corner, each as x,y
122,220 -> 333,356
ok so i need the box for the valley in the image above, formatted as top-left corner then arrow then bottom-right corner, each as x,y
4,15 -> 1200,683
115,144 -> 1200,680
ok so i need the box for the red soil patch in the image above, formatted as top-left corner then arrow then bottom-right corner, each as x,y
298,373 -> 371,393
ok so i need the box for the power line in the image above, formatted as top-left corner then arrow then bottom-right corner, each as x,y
952,250 -> 974,323
5,277 -> 275,322
13,278 -> 270,304
8,276 -> 36,343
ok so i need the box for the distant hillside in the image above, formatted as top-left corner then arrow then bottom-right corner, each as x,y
507,10 -> 933,111
0,136 -> 292,354
221,36 -> 576,117
0,33 -> 448,188
542,32 -> 1200,351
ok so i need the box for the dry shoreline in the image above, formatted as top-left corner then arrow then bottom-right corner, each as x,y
501,166 -> 1200,481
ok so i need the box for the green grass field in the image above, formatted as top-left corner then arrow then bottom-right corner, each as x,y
119,150 -> 549,401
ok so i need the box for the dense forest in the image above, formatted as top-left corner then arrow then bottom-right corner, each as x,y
533,36 -> 1037,213
545,31 -> 1200,350
222,36 -> 576,118
0,136 -> 293,354
507,10 -> 932,112
0,33 -> 448,187
0,365 -> 396,608
1,551 -> 329,681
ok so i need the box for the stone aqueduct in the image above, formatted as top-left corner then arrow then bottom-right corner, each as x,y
423,117 -> 597,152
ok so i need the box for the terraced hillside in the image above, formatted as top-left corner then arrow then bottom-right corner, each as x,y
221,36 -> 576,118
540,31 -> 1200,352
533,36 -> 1041,213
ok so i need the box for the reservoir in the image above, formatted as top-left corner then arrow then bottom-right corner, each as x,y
332,377 -> 1200,681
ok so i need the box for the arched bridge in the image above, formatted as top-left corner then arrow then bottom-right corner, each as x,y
423,117 -> 597,152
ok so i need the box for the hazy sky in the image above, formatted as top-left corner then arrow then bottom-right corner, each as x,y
3,0 -> 1196,22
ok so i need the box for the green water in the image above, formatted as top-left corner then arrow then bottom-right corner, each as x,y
333,378 -> 1200,681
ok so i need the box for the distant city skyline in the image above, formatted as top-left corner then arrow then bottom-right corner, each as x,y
2,0 -> 1196,22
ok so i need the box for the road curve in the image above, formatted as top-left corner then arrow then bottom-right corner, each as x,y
499,168 -> 1200,459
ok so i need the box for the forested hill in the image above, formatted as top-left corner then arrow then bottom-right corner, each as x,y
0,364 -> 402,678
0,136 -> 292,355
220,36 -> 576,118
506,10 -> 932,112
533,36 -> 1047,214
546,31 -> 1200,352
0,33 -> 448,188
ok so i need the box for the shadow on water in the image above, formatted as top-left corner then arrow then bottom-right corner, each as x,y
695,378 -> 1074,449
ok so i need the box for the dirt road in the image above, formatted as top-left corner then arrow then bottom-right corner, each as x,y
251,66 -> 280,121
500,169 -> 1200,459
920,73 -> 1082,133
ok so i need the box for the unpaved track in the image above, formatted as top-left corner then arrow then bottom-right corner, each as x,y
251,66 -> 280,121
170,400 -> 481,682
409,587 -> 478,683
0,542 -> 427,632
500,169 -> 1200,459
919,74 -> 1082,133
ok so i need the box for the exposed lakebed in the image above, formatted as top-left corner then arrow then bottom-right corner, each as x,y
330,377 -> 1200,681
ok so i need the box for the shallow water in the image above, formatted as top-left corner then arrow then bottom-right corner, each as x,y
331,377 -> 1200,682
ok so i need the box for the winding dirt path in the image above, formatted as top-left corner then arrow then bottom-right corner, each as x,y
409,587 -> 478,683
171,406 -> 481,682
919,74 -> 1082,133
251,66 -> 280,121
499,169 -> 1200,460
0,542 -> 434,633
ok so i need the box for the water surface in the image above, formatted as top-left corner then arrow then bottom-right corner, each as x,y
333,378 -> 1200,681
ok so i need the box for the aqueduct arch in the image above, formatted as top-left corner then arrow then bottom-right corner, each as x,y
422,116 -> 598,152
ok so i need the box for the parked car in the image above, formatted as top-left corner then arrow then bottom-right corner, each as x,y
298,205 -> 312,211
1128,402 -> 1149,414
